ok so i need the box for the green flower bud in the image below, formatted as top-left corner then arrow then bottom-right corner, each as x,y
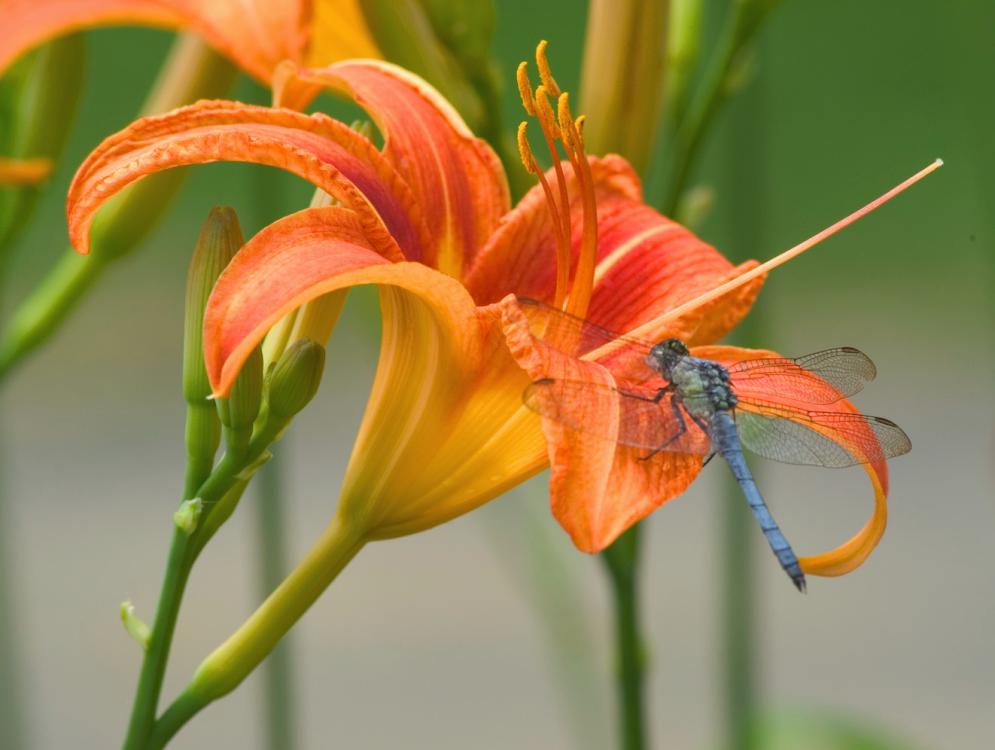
266,339 -> 326,422
184,207 -> 243,403
216,346 -> 264,456
182,207 -> 242,496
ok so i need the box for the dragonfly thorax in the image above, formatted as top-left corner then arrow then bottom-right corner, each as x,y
646,338 -> 690,379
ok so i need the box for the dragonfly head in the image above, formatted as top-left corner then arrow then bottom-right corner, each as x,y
647,338 -> 689,378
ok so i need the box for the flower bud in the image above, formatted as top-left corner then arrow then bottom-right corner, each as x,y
183,207 -> 242,494
184,207 -> 243,403
216,346 -> 263,456
265,339 -> 326,422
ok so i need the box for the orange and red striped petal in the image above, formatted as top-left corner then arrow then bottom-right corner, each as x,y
282,60 -> 510,277
498,295 -> 704,552
466,155 -> 762,346
696,345 -> 890,576
0,0 -> 308,84
66,100 -> 432,262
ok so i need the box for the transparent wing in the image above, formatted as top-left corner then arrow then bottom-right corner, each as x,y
516,297 -> 658,383
729,348 -> 877,404
735,402 -> 911,468
524,378 -> 712,454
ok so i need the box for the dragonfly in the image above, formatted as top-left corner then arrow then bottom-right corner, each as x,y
516,297 -> 911,592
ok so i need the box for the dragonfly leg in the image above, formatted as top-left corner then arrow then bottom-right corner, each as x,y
702,453 -> 716,468
639,396 -> 687,462
619,382 -> 675,403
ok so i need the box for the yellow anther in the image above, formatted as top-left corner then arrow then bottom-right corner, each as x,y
536,40 -> 561,97
516,62 -> 535,116
517,122 -> 540,175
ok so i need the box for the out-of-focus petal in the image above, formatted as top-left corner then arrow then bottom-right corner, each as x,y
0,0 -> 308,83
697,345 -> 890,576
66,100 -> 431,261
0,155 -> 52,185
498,295 -> 703,552
284,60 -> 510,277
306,0 -> 380,65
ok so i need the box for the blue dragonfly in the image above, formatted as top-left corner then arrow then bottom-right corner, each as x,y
517,297 -> 911,591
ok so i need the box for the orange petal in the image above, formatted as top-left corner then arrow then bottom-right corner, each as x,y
498,295 -> 703,551
204,206 -> 390,395
0,0 -> 308,83
203,207 -> 545,535
0,155 -> 53,185
464,155 -> 641,304
284,60 -> 510,277
697,345 -> 891,576
66,100 -> 432,261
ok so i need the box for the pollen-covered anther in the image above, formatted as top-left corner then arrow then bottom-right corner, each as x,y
516,62 -> 536,116
535,40 -> 562,97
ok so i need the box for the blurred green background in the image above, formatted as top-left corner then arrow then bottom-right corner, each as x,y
1,1 -> 992,748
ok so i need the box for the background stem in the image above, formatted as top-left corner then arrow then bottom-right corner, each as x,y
718,34 -> 770,750
255,453 -> 297,750
600,525 -> 647,750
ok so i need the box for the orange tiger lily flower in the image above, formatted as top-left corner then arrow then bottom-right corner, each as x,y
0,0 -> 379,86
63,39 -> 937,568
62,45 -> 764,546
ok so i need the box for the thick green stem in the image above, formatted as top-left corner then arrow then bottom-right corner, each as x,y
149,514 -> 366,747
122,529 -> 195,750
600,525 -> 647,750
255,453 -> 297,750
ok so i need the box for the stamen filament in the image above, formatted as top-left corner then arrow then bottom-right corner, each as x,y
558,94 -> 598,320
518,123 -> 571,306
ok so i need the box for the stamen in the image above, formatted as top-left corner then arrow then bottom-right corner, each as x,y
532,85 -> 573,289
515,41 -> 600,314
536,40 -> 562,97
519,123 -> 571,306
516,62 -> 535,116
626,159 -> 945,344
557,94 -> 598,320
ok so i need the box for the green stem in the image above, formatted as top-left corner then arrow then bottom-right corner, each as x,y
0,251 -> 105,377
122,528 -> 195,750
255,453 -> 297,750
149,514 -> 366,747
661,0 -> 774,217
600,525 -> 647,750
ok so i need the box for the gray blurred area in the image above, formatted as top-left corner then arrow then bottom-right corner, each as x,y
1,0 -> 992,748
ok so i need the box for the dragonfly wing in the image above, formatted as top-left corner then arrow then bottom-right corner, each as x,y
735,402 -> 911,467
729,348 -> 877,404
516,297 -> 659,383
524,378 -> 712,454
